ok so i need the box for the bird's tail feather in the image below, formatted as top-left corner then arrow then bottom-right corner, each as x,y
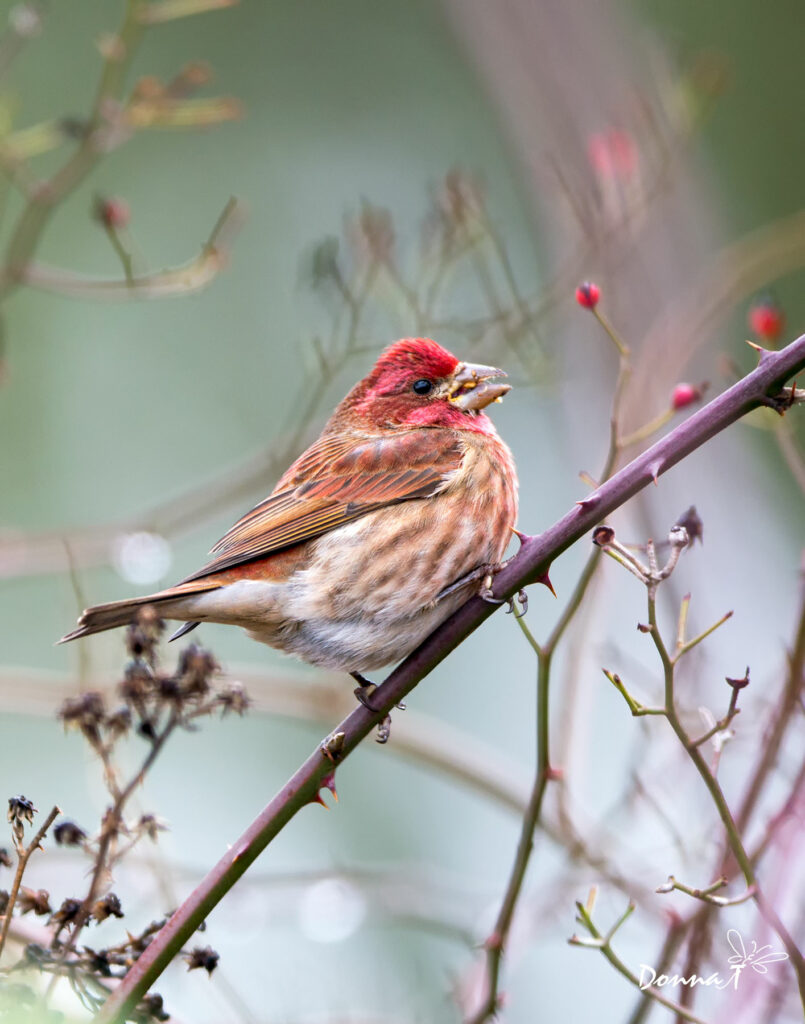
58,581 -> 220,644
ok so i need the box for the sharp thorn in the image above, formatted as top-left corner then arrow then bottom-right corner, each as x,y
536,569 -> 556,597
321,771 -> 338,803
745,339 -> 772,362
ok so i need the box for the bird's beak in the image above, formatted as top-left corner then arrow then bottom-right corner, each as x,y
448,361 -> 511,412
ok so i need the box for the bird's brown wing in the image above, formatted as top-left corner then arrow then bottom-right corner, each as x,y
181,430 -> 464,582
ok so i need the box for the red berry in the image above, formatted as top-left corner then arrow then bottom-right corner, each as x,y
95,197 -> 130,230
587,129 -> 638,179
748,298 -> 784,342
575,281 -> 600,309
671,383 -> 701,411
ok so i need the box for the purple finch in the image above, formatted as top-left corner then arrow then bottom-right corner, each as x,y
61,338 -> 518,681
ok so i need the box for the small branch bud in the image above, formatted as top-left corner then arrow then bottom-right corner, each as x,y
725,666 -> 750,690
94,195 -> 130,230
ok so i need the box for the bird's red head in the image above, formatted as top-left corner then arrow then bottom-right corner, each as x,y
333,338 -> 510,432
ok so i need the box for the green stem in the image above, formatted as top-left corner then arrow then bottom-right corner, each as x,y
573,902 -> 707,1024
647,590 -> 805,1008
0,0 -> 144,296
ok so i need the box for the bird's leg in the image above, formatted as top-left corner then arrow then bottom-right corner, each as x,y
375,715 -> 392,745
431,562 -> 495,605
478,569 -> 506,604
505,589 -> 529,616
351,671 -> 406,712
351,672 -> 402,744
432,560 -> 511,606
352,671 -> 379,710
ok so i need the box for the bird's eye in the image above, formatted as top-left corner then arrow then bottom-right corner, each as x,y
412,379 -> 434,396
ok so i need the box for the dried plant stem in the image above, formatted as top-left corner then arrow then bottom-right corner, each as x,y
0,805 -> 60,960
96,333 -> 805,1024
44,712 -> 178,994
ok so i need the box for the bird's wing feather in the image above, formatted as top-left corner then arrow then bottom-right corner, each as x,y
181,431 -> 463,582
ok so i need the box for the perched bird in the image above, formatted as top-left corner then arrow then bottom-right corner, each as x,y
61,338 -> 518,706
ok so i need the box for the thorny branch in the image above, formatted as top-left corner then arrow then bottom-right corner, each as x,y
96,333 -> 805,1023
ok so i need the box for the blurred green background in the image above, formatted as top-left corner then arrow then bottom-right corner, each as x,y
1,1 -> 804,1022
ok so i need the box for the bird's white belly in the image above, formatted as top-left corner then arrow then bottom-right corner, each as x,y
174,498 -> 508,672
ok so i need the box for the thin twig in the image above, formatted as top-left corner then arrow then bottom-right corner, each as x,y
571,899 -> 708,1024
0,805 -> 60,959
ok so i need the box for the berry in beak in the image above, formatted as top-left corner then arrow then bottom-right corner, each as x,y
448,361 -> 511,412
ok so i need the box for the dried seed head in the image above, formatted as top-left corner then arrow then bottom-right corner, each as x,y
156,674 -> 182,703
176,644 -> 218,696
592,525 -> 615,547
120,660 -> 154,709
183,945 -> 220,975
125,605 -> 164,663
675,506 -> 703,546
54,821 -> 88,846
217,681 -> 250,716
8,795 -> 36,829
0,890 -> 10,915
50,897 -> 83,929
137,814 -> 168,842
105,704 -> 133,738
83,947 -> 112,977
59,692 -> 106,743
18,887 -> 51,916
92,892 -> 124,923
0,848 -> 11,868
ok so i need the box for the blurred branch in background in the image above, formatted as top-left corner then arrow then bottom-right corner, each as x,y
0,0 -> 241,361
